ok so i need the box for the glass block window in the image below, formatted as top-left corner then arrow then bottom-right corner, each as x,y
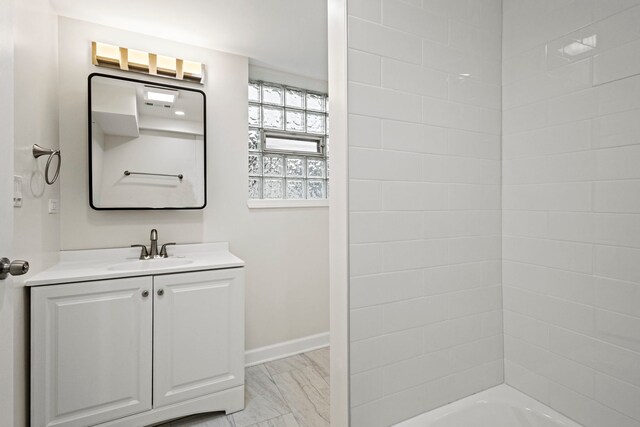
248,80 -> 329,200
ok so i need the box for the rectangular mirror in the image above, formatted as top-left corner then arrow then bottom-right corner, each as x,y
89,73 -> 206,209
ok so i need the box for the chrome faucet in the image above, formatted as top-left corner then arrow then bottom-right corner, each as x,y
150,229 -> 159,258
131,229 -> 176,260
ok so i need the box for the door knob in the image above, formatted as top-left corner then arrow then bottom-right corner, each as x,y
0,257 -> 30,280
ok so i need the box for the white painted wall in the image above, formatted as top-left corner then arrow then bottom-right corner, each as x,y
51,0 -> 329,81
11,0 -> 61,425
503,2 -> 640,426
346,1 -> 503,425
249,64 -> 329,93
58,17 -> 329,351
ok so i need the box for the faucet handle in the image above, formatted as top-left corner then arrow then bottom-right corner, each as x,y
131,244 -> 150,260
159,243 -> 176,258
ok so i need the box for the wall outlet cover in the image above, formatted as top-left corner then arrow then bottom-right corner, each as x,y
48,199 -> 59,214
13,175 -> 23,208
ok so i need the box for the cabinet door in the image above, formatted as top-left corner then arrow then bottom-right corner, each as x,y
31,277 -> 153,427
153,268 -> 245,407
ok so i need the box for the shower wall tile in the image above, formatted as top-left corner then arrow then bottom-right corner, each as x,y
382,0 -> 448,43
349,147 -> 422,181
448,184 -> 501,210
351,369 -> 383,407
348,83 -> 423,122
504,360 -> 549,403
594,214 -> 640,248
348,0 -> 502,425
502,182 -> 592,212
350,306 -> 383,341
349,244 -> 384,276
381,120 -> 448,154
503,261 -> 595,305
503,1 -> 640,425
349,114 -> 382,149
596,145 -> 640,180
448,129 -> 501,160
423,0 -> 502,34
547,90 -> 598,126
348,0 -> 382,23
548,324 -> 640,389
422,96 -> 501,134
502,59 -> 593,110
591,110 -> 640,149
596,73 -> 640,115
449,76 -> 501,110
594,245 -> 640,284
594,38 -> 640,85
349,179 -> 382,212
421,40 -> 501,85
503,120 -> 591,160
350,269 -> 423,309
348,17 -> 422,64
595,374 -> 640,421
502,0 -> 593,59
449,20 -> 501,61
594,309 -> 640,354
502,45 -> 546,85
594,180 -> 640,213
549,382 -> 640,427
381,58 -> 449,99
502,211 -> 548,239
348,50 -> 381,86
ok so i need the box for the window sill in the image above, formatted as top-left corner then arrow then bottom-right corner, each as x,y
247,199 -> 329,209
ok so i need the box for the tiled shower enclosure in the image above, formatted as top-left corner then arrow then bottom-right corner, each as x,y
346,0 -> 640,426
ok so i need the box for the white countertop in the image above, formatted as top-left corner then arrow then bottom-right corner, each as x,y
26,243 -> 244,287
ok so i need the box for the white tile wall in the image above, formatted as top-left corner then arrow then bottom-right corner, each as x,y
348,2 -> 640,425
503,2 -> 640,426
348,0 -> 503,425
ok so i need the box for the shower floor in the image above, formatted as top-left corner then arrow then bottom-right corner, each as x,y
395,384 -> 582,427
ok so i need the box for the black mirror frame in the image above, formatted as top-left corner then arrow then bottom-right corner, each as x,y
88,72 -> 207,210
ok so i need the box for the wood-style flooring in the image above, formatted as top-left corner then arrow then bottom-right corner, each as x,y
158,347 -> 330,427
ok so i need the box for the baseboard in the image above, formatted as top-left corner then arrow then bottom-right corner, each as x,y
245,332 -> 330,367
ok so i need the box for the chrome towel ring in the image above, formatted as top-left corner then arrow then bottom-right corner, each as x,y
33,144 -> 61,185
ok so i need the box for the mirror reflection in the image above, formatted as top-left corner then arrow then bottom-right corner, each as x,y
89,74 -> 206,209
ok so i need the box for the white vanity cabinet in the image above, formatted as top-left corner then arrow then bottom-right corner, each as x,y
153,269 -> 245,408
28,244 -> 245,427
31,276 -> 154,427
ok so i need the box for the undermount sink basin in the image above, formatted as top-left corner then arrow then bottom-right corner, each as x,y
107,258 -> 193,272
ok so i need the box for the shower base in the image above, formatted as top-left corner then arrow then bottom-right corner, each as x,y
394,384 -> 581,427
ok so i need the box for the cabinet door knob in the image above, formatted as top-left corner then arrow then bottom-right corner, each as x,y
142,290 -> 149,298
157,289 -> 164,296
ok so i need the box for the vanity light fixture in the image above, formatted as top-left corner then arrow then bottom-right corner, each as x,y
91,41 -> 205,84
127,49 -> 150,72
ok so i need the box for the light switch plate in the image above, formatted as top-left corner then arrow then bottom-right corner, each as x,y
48,199 -> 59,214
13,175 -> 22,208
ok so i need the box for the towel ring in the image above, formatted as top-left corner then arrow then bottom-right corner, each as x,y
33,144 -> 61,185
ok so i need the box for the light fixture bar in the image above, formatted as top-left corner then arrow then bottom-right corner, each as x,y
91,41 -> 205,84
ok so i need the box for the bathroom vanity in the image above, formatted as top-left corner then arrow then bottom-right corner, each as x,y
26,243 -> 245,427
